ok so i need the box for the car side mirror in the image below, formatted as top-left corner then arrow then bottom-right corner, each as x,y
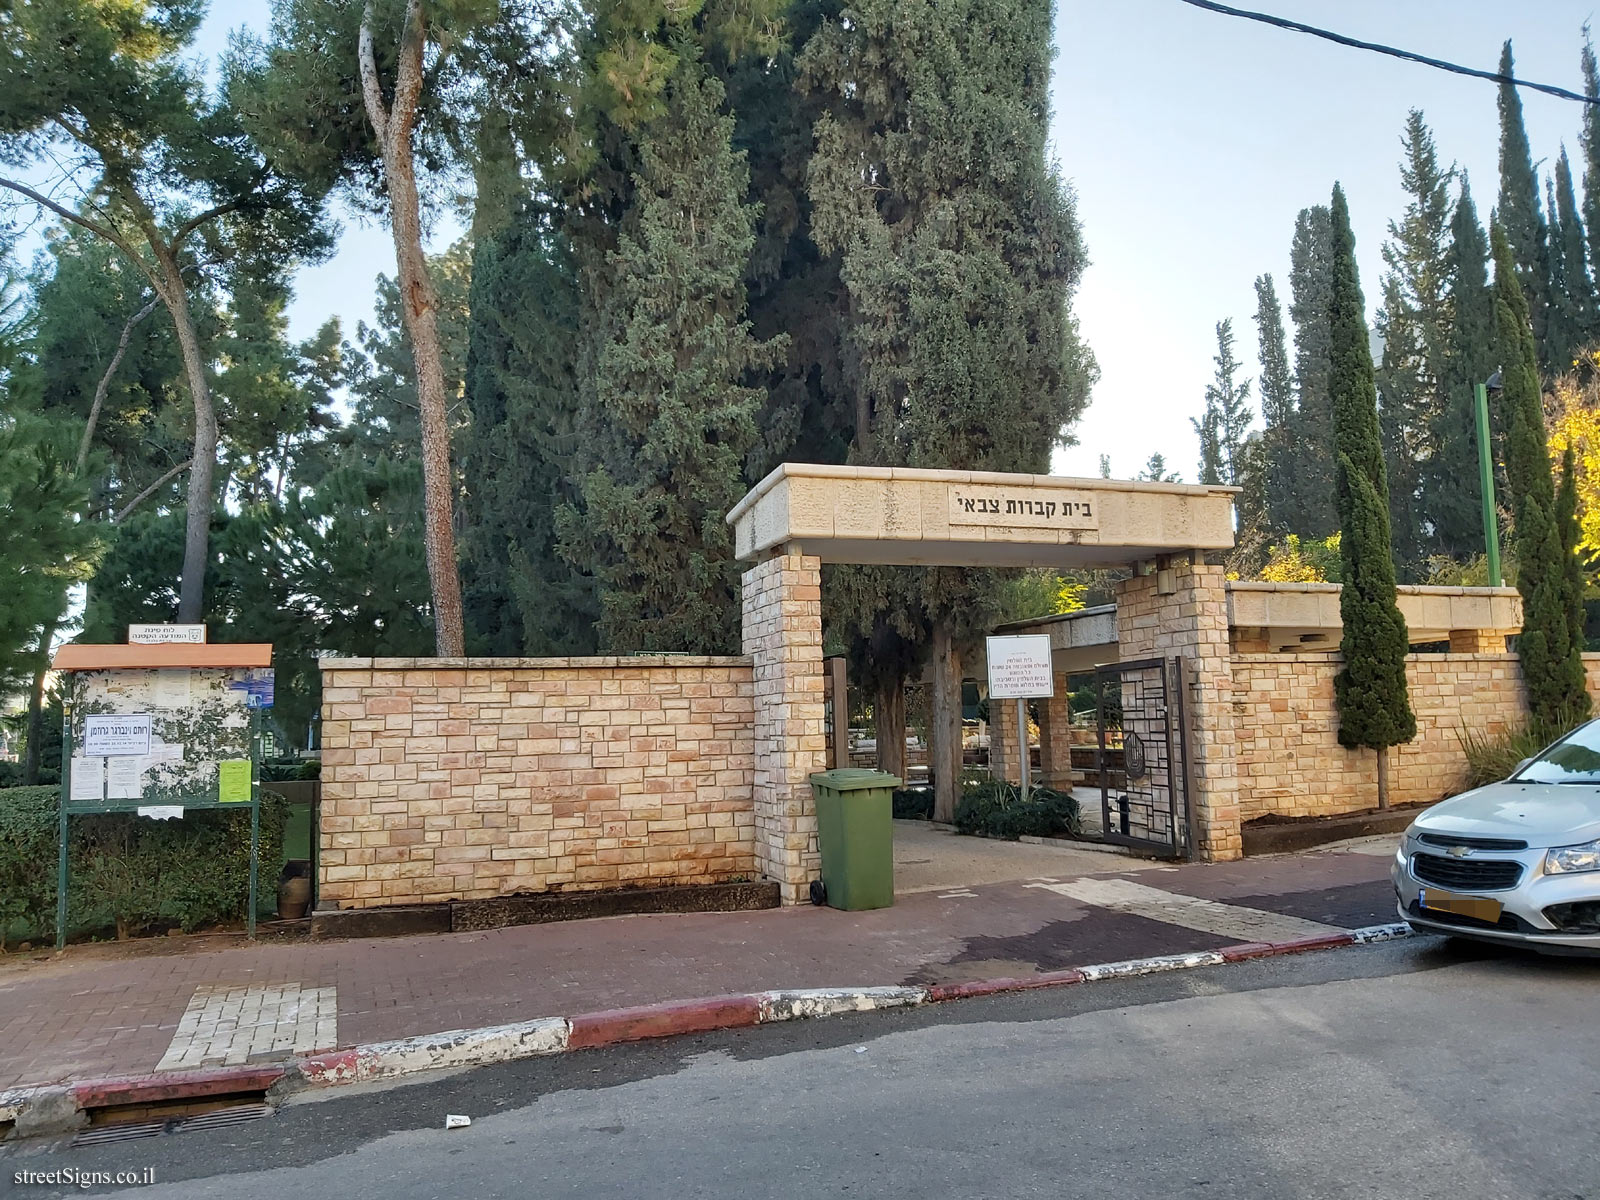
1509,757 -> 1533,779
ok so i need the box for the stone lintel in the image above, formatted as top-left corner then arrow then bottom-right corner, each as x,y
727,463 -> 1238,568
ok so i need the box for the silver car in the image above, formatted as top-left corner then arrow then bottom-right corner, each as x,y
1393,718 -> 1600,955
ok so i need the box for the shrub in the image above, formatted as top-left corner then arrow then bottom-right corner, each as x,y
891,787 -> 933,820
1458,706 -> 1589,792
954,779 -> 1079,840
261,758 -> 320,782
0,785 -> 287,946
0,761 -> 59,788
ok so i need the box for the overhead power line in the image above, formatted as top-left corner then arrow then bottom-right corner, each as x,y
1176,0 -> 1598,106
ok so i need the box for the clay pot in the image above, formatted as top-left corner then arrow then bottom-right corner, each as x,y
277,873 -> 312,921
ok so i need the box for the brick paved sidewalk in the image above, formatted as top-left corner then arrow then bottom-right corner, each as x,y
0,847 -> 1396,1092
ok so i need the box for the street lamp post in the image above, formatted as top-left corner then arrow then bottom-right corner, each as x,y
1474,371 -> 1503,587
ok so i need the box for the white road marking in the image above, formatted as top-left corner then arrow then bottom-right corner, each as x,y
1028,877 -> 1342,943
157,982 -> 337,1071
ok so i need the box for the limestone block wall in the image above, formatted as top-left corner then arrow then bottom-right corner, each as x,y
317,657 -> 756,909
1231,652 -> 1551,820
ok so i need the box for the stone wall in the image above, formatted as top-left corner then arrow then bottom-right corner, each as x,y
317,657 -> 756,909
1231,652 -> 1564,820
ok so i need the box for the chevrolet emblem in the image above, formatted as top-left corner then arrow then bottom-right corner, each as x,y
1445,845 -> 1472,858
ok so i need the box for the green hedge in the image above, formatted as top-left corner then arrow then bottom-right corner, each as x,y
891,787 -> 934,820
261,757 -> 320,782
0,785 -> 287,947
954,780 -> 1079,841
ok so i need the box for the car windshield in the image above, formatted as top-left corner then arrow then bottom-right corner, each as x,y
1514,720 -> 1600,784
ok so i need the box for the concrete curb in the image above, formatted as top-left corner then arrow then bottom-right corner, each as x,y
2,922 -> 1414,1137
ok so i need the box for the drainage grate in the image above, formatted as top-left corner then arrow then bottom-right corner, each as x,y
72,1103 -> 272,1146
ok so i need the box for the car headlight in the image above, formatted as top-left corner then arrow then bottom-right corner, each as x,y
1545,839 -> 1600,875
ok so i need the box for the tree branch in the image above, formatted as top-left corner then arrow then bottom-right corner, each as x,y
390,0 -> 428,147
359,0 -> 392,149
172,198 -> 249,250
77,296 -> 161,475
0,175 -> 131,256
113,459 -> 192,524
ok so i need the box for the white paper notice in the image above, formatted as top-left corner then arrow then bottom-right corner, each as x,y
151,670 -> 191,709
107,756 -> 144,800
69,758 -> 105,802
82,713 -> 152,757
149,739 -> 183,764
136,805 -> 184,820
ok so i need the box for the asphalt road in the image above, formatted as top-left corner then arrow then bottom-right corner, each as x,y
6,937 -> 1599,1200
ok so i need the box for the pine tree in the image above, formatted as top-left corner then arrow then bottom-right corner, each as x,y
1253,273 -> 1295,532
1288,205 -> 1339,537
1493,222 -> 1589,727
1192,405 -> 1222,486
1138,453 -> 1180,482
1375,111 -> 1454,581
1328,184 -> 1415,804
559,60 -> 782,654
1431,176 -> 1498,561
1497,40 -> 1553,372
1192,320 -> 1250,487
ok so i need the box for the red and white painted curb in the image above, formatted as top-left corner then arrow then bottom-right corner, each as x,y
1,922 -> 1412,1137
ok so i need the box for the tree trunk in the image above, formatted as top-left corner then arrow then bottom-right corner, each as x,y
22,613 -> 59,785
362,0 -> 466,657
930,623 -> 961,823
154,259 -> 217,625
874,675 -> 906,779
1376,746 -> 1390,811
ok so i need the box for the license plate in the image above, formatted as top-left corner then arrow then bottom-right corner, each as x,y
1419,887 -> 1503,923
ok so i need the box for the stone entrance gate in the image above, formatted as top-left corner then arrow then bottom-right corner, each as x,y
725,463 -> 1241,902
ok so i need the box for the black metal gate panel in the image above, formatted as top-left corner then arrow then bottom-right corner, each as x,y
1093,656 -> 1190,857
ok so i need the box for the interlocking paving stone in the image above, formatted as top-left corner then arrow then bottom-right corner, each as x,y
156,983 -> 337,1071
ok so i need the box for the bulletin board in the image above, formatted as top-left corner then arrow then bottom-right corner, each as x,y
52,642 -> 274,947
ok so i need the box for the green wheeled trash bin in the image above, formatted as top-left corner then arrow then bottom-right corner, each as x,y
808,769 -> 901,910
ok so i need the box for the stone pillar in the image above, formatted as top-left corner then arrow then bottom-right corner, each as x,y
1038,677 -> 1073,789
1449,629 -> 1508,653
1114,557 -> 1241,861
741,551 -> 826,903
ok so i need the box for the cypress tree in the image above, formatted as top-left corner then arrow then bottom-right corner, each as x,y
1431,176 -> 1497,561
1288,205 -> 1339,537
559,59 -> 783,654
1549,148 -> 1597,368
1581,28 -> 1600,302
1497,40 -> 1552,371
1328,184 -> 1415,804
1492,222 -> 1589,727
460,206 -> 599,656
804,0 -> 1094,817
1253,273 -> 1296,532
1558,447 -> 1590,657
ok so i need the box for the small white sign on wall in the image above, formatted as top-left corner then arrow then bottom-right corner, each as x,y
985,634 -> 1055,700
129,624 -> 206,644
82,713 -> 153,757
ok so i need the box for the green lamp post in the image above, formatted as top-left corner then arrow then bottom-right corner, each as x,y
1474,371 -> 1503,587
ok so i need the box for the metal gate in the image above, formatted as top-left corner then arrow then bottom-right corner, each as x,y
1091,656 -> 1191,858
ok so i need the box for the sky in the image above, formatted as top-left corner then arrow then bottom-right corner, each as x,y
190,1 -> 1600,481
